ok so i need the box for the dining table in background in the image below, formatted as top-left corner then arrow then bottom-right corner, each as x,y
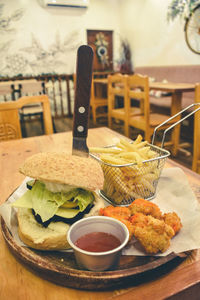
149,82 -> 195,156
0,127 -> 200,299
0,81 -> 15,99
0,79 -> 39,100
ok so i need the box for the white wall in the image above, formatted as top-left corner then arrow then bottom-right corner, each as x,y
0,0 -> 122,76
0,0 -> 199,77
119,0 -> 200,67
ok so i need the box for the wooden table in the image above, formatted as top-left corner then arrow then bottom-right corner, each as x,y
1,127 -> 200,299
0,81 -> 14,96
0,79 -> 39,100
149,82 -> 195,156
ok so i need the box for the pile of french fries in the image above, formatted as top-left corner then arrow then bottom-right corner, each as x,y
90,135 -> 161,204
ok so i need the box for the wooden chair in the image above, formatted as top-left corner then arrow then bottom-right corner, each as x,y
0,95 -> 53,141
90,78 -> 108,125
107,73 -> 129,136
17,81 -> 45,114
126,74 -> 177,143
73,73 -> 108,125
12,80 -> 47,136
192,83 -> 200,173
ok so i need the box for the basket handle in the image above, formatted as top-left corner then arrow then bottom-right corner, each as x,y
151,103 -> 200,148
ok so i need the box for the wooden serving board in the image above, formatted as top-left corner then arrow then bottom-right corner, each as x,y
1,217 -> 187,290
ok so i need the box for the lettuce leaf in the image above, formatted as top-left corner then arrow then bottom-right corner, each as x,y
73,189 -> 94,212
59,189 -> 79,206
12,181 -> 94,222
12,190 -> 33,208
31,182 -> 58,222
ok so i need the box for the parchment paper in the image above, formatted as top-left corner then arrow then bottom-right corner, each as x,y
1,167 -> 200,256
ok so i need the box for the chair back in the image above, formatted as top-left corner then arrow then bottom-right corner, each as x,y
11,80 -> 45,98
0,103 -> 22,140
19,81 -> 45,96
0,95 -> 53,141
107,73 -> 128,134
108,73 -> 128,111
127,73 -> 150,124
192,83 -> 200,173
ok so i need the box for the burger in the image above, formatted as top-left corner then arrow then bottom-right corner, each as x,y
12,152 -> 104,250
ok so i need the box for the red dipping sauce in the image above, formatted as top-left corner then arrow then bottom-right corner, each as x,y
75,232 -> 121,252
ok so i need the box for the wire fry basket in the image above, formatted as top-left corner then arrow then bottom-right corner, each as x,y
90,103 -> 200,206
90,144 -> 170,206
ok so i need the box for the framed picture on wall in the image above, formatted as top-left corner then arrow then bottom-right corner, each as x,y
87,30 -> 113,72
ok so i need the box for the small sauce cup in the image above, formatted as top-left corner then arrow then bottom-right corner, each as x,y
67,216 -> 129,271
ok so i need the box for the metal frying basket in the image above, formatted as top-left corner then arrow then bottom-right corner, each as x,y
90,144 -> 170,206
90,103 -> 200,206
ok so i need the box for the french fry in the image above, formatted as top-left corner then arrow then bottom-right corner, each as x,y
147,150 -> 158,159
142,172 -> 158,181
134,141 -> 148,149
115,141 -> 129,150
89,135 -> 162,204
116,139 -> 135,151
100,154 -> 129,165
137,177 -> 155,193
89,147 -> 122,154
133,134 -> 143,144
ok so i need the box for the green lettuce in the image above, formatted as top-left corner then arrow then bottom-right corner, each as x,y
31,182 -> 59,222
73,189 -> 94,212
12,181 -> 94,222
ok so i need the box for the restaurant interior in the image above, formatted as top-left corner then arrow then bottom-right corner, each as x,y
1,0 -> 200,299
0,0 -> 200,172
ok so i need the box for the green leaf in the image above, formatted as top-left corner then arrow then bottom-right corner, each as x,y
12,182 -> 94,223
31,182 -> 58,222
74,189 -> 94,212
12,190 -> 33,208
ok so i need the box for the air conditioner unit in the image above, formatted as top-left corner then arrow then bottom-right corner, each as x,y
44,0 -> 89,8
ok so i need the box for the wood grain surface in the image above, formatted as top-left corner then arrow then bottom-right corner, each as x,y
0,127 -> 200,300
1,216 -> 184,290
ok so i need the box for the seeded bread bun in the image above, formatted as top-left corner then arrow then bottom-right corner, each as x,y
17,208 -> 70,250
19,152 -> 104,191
17,193 -> 105,250
17,152 -> 105,250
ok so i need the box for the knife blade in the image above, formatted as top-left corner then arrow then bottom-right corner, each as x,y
72,45 -> 94,157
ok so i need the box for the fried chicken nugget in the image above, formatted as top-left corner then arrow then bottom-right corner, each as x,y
99,206 -> 134,240
162,212 -> 182,235
130,213 -> 175,254
116,218 -> 135,241
99,206 -> 131,220
128,198 -> 162,219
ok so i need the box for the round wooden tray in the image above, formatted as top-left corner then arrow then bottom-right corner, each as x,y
1,217 -> 186,290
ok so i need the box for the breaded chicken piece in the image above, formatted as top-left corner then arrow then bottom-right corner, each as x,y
99,206 -> 131,220
128,198 -> 162,219
162,212 -> 182,234
130,213 -> 175,254
99,206 -> 134,240
116,217 -> 135,241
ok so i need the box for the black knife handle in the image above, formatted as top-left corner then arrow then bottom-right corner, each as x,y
73,45 -> 94,138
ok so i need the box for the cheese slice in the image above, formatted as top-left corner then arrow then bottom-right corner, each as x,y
55,207 -> 80,219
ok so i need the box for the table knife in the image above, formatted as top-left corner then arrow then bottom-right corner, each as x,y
72,45 -> 94,157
